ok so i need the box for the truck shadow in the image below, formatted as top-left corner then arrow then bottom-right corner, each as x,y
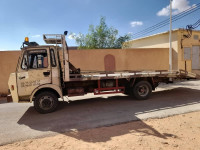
17,87 -> 200,142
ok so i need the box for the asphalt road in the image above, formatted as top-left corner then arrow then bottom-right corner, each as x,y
0,80 -> 200,145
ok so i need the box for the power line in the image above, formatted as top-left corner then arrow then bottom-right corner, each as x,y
132,3 -> 200,38
133,4 -> 200,38
184,19 -> 200,38
133,3 -> 200,37
132,3 -> 200,39
181,19 -> 200,48
133,6 -> 200,38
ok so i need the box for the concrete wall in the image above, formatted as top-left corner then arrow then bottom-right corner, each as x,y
0,48 -> 169,94
69,48 -> 169,71
124,31 -> 178,70
0,51 -> 21,94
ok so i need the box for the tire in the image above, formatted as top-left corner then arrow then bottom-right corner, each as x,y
34,91 -> 58,114
132,81 -> 152,100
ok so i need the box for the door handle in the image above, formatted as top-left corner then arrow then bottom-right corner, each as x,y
43,71 -> 50,76
19,76 -> 25,80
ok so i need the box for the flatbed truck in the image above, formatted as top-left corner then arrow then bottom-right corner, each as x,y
8,32 -> 197,113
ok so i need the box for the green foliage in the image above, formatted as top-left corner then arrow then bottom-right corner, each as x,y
71,17 -> 131,49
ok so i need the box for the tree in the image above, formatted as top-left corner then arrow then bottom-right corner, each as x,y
71,17 -> 131,49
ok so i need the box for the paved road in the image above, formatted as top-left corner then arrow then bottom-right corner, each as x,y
0,80 -> 200,145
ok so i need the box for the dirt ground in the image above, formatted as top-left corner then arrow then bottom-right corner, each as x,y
0,111 -> 200,150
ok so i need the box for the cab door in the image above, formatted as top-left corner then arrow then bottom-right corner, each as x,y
17,48 -> 52,99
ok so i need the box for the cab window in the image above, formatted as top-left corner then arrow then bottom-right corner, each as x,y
21,52 -> 28,70
21,50 -> 48,69
50,49 -> 56,67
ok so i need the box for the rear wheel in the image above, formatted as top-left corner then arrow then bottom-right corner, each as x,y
34,91 -> 58,114
132,81 -> 152,100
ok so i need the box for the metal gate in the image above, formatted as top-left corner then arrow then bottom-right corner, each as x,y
192,46 -> 200,69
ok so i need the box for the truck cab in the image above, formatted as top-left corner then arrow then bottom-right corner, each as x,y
8,34 -> 69,113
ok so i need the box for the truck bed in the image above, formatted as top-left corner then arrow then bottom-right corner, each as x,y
68,70 -> 197,82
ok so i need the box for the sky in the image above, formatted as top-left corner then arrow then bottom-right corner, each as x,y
0,0 -> 199,50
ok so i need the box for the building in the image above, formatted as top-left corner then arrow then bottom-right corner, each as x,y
123,29 -> 200,73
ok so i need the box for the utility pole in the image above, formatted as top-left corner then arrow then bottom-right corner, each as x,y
169,0 -> 173,71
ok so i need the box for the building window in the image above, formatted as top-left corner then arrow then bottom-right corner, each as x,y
194,35 -> 199,40
184,47 -> 191,60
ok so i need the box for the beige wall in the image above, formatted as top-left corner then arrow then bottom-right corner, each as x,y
125,31 -> 178,50
69,48 -> 169,71
0,48 -> 169,94
124,31 -> 178,70
0,51 -> 21,94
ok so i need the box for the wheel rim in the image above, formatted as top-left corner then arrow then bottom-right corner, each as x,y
39,96 -> 54,110
137,85 -> 149,97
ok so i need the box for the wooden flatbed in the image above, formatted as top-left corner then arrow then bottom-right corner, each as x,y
69,69 -> 197,81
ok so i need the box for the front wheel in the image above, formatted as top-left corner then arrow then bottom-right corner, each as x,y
132,81 -> 152,100
34,91 -> 58,114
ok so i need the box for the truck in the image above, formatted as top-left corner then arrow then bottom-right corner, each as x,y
8,32 -> 197,113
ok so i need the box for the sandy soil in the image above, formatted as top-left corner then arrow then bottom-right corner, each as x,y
0,111 -> 200,150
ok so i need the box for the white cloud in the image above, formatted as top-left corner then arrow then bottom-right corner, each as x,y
157,5 -> 171,16
157,0 -> 196,16
130,21 -> 143,27
68,33 -> 76,40
31,35 -> 41,38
